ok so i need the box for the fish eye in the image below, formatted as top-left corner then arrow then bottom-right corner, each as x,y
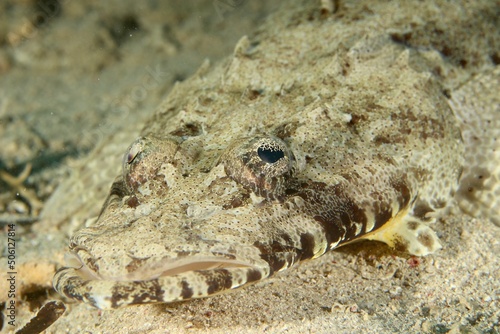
257,144 -> 285,164
222,136 -> 295,200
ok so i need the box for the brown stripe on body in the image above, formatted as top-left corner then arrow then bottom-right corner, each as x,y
246,268 -> 263,283
298,182 -> 369,247
253,239 -> 299,275
180,280 -> 193,299
299,233 -> 317,259
110,279 -> 165,308
253,232 -> 319,276
254,233 -> 316,275
198,269 -> 234,295
369,178 -> 412,233
298,176 -> 412,248
131,280 -> 165,305
392,178 -> 412,209
371,199 -> 393,231
250,176 -> 412,275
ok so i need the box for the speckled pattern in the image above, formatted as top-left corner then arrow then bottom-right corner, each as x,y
52,0 -> 499,311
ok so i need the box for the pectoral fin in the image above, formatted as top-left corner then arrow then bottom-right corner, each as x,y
361,209 -> 442,256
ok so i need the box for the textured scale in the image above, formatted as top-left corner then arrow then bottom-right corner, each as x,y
53,1 -> 499,309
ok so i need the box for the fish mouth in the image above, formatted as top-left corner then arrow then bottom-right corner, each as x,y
65,251 -> 261,282
144,258 -> 255,278
55,252 -> 268,309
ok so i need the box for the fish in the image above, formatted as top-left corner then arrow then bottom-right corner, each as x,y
53,0 -> 500,309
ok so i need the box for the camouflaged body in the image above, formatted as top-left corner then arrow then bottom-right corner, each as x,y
53,0 -> 499,309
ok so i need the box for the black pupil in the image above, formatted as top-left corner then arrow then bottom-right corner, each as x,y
257,147 -> 285,163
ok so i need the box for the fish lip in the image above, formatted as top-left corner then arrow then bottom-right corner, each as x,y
151,258 -> 257,278
65,251 -> 258,282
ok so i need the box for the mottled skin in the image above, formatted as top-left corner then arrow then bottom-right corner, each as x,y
54,1 -> 498,309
